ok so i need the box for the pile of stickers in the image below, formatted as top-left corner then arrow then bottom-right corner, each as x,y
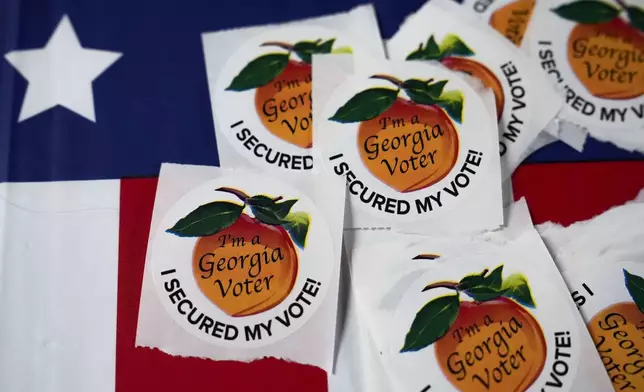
134,0 -> 644,391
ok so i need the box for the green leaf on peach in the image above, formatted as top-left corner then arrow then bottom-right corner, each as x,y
275,199 -> 298,219
318,39 -> 336,53
463,286 -> 508,302
458,273 -> 486,291
624,269 -> 644,313
247,196 -> 300,226
436,90 -> 464,123
501,273 -> 536,308
551,0 -> 620,24
166,201 -> 243,237
627,6 -> 644,32
293,39 -> 336,64
226,53 -> 289,91
401,294 -> 460,352
329,88 -> 398,123
403,79 -> 448,105
439,34 -> 475,58
425,36 -> 441,57
282,211 -> 311,249
406,35 -> 443,61
246,195 -> 274,206
406,48 -> 427,61
484,265 -> 504,290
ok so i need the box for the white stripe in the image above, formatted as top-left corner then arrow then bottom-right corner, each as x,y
0,180 -> 120,392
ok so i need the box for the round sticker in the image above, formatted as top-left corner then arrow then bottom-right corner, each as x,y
320,62 -> 495,222
565,261 -> 644,391
385,254 -> 581,392
387,19 -> 541,160
150,173 -> 334,348
213,25 -> 365,173
472,0 -> 536,47
528,0 -> 644,129
490,0 -> 536,47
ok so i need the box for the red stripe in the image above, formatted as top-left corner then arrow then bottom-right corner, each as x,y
513,161 -> 644,226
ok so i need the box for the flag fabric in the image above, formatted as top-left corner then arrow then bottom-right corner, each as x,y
0,0 -> 641,183
1,0 -> 643,391
0,180 -> 120,392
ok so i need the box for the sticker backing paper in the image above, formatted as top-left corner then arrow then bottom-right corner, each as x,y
136,163 -> 345,370
202,5 -> 385,175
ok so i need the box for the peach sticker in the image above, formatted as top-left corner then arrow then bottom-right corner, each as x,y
150,173 -> 335,348
564,262 -> 644,391
348,229 -> 614,391
387,1 -> 563,179
489,0 -> 536,46
213,27 -> 355,172
203,6 -> 386,174
526,0 -> 644,130
319,61 -> 495,223
399,264 -> 547,391
457,0 -> 536,46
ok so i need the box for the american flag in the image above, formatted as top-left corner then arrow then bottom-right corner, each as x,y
1,0 -> 642,391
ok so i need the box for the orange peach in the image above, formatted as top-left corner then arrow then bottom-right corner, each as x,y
435,297 -> 547,391
192,213 -> 298,317
357,98 -> 459,192
255,60 -> 313,148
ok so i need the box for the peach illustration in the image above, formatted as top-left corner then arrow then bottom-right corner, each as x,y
406,34 -> 505,120
329,74 -> 463,193
554,0 -> 644,99
490,0 -> 536,46
167,187 -> 311,317
227,39 -> 351,148
401,264 -> 546,392
193,213 -> 298,317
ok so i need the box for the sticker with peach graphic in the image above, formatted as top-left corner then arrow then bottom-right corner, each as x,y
401,264 -> 547,391
320,64 -> 495,221
489,0 -> 536,46
382,256 -> 587,392
331,74 -> 463,191
227,38 -> 345,149
387,5 -> 564,179
564,262 -> 644,391
213,26 -> 357,173
530,0 -> 643,128
149,174 -> 334,348
554,0 -> 644,100
406,34 -> 505,121
399,31 -> 548,163
459,0 -> 536,46
172,187 -> 309,317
